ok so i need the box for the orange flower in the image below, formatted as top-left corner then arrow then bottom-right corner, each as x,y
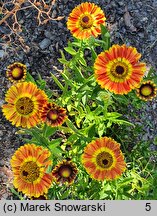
2,82 -> 48,128
6,62 -> 27,83
136,80 -> 157,101
41,102 -> 67,127
10,144 -> 53,198
94,44 -> 146,94
52,160 -> 78,185
82,137 -> 126,181
67,2 -> 106,39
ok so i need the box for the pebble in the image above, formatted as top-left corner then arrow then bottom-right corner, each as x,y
58,22 -> 63,28
0,50 -> 5,58
44,31 -> 53,39
152,103 -> 156,110
39,38 -> 51,50
51,9 -> 57,18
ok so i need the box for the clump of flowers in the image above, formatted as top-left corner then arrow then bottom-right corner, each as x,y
2,2 -> 157,200
10,144 -> 53,198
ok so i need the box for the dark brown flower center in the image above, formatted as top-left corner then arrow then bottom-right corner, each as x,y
16,97 -> 34,115
115,65 -> 125,75
82,16 -> 89,23
96,151 -> 113,169
20,161 -> 40,183
80,14 -> 93,29
102,159 -> 108,165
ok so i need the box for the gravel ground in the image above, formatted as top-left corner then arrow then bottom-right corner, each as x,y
0,0 -> 157,199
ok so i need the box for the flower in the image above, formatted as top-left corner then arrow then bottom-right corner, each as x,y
41,102 -> 67,127
10,144 -> 53,198
94,44 -> 146,94
6,62 -> 27,83
82,137 -> 126,181
52,160 -> 78,185
67,2 -> 106,39
136,80 -> 157,101
2,82 -> 48,128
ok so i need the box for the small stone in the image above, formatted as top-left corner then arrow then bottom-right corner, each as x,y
2,193 -> 9,199
117,1 -> 124,7
0,50 -> 5,58
0,99 -> 5,107
58,22 -> 63,28
152,103 -> 156,110
39,38 -> 51,50
0,160 -> 5,166
51,9 -> 57,18
44,31 -> 53,39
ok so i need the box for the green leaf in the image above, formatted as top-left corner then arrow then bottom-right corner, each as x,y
91,46 -> 97,60
10,188 -> 24,200
118,177 -> 134,188
60,190 -> 70,199
97,122 -> 106,137
25,71 -> 36,84
78,56 -> 87,66
72,41 -> 82,47
59,126 -> 73,134
30,128 -> 49,147
106,120 -> 112,128
66,118 -> 79,134
106,112 -> 122,119
73,65 -> 84,82
82,93 -> 87,105
58,58 -> 69,65
100,24 -> 111,50
94,105 -> 103,115
43,125 -> 57,138
46,165 -> 52,174
61,72 -> 75,88
64,47 -> 77,55
88,124 -> 96,138
112,119 -> 134,127
48,138 -> 62,148
67,134 -> 78,143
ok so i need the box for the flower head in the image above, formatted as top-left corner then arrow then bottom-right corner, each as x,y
82,137 -> 126,181
52,160 -> 78,185
67,2 -> 106,39
136,80 -> 157,101
2,82 -> 48,128
94,44 -> 146,94
10,144 -> 53,198
6,62 -> 27,83
41,102 -> 67,127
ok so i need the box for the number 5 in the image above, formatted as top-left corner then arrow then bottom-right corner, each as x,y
145,203 -> 151,211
